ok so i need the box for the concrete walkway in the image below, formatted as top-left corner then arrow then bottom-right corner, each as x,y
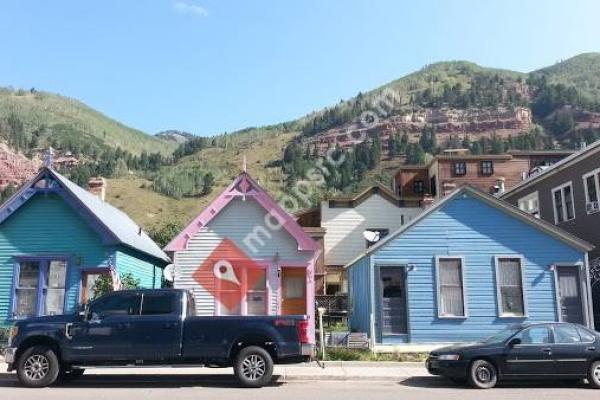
0,357 -> 428,382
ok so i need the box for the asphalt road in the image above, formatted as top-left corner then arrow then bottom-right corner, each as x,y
0,373 -> 599,400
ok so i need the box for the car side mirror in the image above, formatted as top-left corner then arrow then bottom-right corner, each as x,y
508,338 -> 521,347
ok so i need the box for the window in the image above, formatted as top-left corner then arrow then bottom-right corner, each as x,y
413,180 -> 425,194
436,257 -> 466,317
495,257 -> 526,317
141,292 -> 177,315
515,326 -> 552,344
454,162 -> 467,176
518,192 -> 540,218
89,292 -> 141,320
215,267 -> 267,316
13,258 -> 67,319
480,161 -> 494,176
576,326 -> 597,343
553,324 -> 583,344
552,182 -> 575,224
583,169 -> 600,214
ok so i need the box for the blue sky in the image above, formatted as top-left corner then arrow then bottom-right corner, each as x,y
1,0 -> 599,136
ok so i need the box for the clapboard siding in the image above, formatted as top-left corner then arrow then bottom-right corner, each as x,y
115,247 -> 162,289
0,194 -> 111,324
174,198 -> 312,316
348,256 -> 371,334
321,195 -> 421,266
348,192 -> 589,344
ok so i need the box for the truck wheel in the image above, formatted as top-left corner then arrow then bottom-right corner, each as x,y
16,345 -> 60,388
467,359 -> 498,389
588,361 -> 600,389
234,346 -> 274,388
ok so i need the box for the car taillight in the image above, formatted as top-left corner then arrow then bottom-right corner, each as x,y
296,320 -> 310,344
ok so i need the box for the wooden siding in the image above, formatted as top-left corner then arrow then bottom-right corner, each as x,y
350,193 -> 587,344
321,195 -> 421,266
348,255 -> 372,334
0,194 -> 112,324
173,198 -> 313,316
115,247 -> 163,289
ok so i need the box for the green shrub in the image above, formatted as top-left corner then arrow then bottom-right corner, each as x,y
319,348 -> 428,362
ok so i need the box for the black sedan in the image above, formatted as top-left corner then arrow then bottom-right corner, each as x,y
426,322 -> 600,389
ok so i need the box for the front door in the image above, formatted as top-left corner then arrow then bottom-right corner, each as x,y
380,267 -> 407,335
502,325 -> 555,376
556,266 -> 584,324
281,267 -> 306,315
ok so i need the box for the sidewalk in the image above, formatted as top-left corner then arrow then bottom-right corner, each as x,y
0,356 -> 427,382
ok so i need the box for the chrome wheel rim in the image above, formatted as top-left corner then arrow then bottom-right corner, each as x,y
241,354 -> 266,381
594,365 -> 600,384
23,354 -> 50,381
476,366 -> 492,383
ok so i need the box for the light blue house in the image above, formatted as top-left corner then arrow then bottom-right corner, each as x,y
0,167 -> 170,325
346,186 -> 595,345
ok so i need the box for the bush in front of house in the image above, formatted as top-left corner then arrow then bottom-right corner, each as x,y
320,348 -> 428,362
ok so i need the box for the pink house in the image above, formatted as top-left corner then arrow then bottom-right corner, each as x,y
165,171 -> 320,340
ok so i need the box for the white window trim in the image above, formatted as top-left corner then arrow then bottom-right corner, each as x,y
494,255 -> 528,318
518,191 -> 540,217
551,181 -> 576,224
582,168 -> 600,214
435,256 -> 468,319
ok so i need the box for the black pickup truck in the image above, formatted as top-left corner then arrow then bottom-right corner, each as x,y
4,289 -> 313,388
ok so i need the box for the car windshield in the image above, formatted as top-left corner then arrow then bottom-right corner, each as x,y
481,327 -> 521,344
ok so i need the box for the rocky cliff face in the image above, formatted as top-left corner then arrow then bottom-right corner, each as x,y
303,106 -> 533,155
0,143 -> 40,190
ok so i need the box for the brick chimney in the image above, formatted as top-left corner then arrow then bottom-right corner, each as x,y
88,177 -> 106,201
421,193 -> 435,208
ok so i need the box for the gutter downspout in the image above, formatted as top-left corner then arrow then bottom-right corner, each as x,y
584,253 -> 595,330
369,255 -> 377,347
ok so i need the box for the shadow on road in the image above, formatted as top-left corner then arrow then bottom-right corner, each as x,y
400,376 -> 591,390
0,373 -> 285,389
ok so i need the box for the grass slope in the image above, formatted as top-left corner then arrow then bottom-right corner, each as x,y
0,88 -> 175,155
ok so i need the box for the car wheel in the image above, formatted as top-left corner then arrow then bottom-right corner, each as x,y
233,346 -> 274,388
588,361 -> 600,389
468,359 -> 498,389
16,345 -> 60,388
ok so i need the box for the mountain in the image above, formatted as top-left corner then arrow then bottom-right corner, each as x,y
0,87 -> 176,156
155,130 -> 195,144
2,53 -> 600,233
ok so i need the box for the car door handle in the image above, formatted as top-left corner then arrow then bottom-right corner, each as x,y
163,322 -> 177,329
116,323 -> 131,330
586,347 -> 596,351
541,347 -> 552,354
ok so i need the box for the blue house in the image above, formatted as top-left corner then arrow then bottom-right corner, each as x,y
0,167 -> 170,325
346,186 -> 595,346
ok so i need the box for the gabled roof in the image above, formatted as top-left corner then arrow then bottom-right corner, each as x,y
345,185 -> 594,268
164,171 -> 319,252
0,167 -> 170,263
500,139 -> 600,199
326,183 -> 407,208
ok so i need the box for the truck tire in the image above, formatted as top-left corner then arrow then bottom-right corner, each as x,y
233,346 -> 274,388
16,345 -> 60,388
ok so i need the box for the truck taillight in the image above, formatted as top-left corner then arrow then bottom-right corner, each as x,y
296,320 -> 310,344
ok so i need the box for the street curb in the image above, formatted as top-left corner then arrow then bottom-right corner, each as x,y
280,375 -> 412,382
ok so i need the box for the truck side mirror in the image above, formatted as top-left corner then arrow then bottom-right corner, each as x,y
508,338 -> 521,347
